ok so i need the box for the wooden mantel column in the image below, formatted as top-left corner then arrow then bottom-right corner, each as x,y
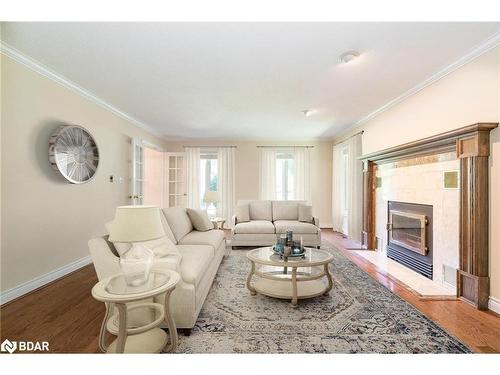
456,129 -> 492,310
362,160 -> 376,249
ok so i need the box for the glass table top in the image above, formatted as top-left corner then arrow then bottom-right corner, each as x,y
105,271 -> 171,295
247,247 -> 333,266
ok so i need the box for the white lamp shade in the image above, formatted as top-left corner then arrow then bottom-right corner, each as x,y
203,191 -> 218,204
108,205 -> 165,243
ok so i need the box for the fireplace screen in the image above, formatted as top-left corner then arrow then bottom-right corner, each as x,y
388,210 -> 428,255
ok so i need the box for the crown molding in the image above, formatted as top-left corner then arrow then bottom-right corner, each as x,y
0,41 -> 166,139
349,31 -> 500,132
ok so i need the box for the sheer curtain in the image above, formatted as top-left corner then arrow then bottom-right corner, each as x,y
259,147 -> 277,200
217,147 -> 235,228
331,133 -> 363,242
346,134 -> 363,243
293,147 -> 311,202
331,144 -> 345,233
185,147 -> 200,209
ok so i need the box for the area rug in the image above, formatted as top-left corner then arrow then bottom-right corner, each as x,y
176,243 -> 471,353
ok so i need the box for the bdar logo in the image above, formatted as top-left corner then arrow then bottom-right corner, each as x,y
1,339 -> 17,354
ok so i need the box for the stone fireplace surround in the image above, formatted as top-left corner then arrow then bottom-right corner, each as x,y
360,123 -> 498,310
376,158 -> 459,287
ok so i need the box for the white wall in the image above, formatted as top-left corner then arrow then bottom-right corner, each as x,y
165,139 -> 333,227
333,46 -> 500,302
1,55 -> 167,294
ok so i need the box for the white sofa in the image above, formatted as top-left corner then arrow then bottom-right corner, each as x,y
88,207 -> 227,334
230,200 -> 321,248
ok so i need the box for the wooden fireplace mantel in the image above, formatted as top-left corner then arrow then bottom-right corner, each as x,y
359,122 -> 498,310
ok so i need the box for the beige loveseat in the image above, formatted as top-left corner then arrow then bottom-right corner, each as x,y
88,207 -> 227,333
230,200 -> 321,248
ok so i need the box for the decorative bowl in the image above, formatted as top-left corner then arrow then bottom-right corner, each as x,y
272,245 -> 306,258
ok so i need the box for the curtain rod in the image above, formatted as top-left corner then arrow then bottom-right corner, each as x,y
332,130 -> 364,146
256,145 -> 314,148
182,145 -> 237,148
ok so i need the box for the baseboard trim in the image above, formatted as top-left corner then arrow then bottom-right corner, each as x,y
488,296 -> 500,314
0,256 -> 92,305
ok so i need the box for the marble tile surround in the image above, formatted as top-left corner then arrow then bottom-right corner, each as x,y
375,159 -> 460,290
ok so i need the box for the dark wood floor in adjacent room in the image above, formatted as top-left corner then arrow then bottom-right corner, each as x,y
1,229 -> 499,353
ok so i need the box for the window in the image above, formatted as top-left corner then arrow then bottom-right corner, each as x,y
199,152 -> 218,209
276,152 -> 294,200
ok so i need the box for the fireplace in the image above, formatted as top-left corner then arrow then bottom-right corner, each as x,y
387,201 -> 433,279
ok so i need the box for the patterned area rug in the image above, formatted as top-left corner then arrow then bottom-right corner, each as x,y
176,243 -> 471,353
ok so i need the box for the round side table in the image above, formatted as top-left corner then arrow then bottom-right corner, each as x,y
91,269 -> 180,353
210,217 -> 226,230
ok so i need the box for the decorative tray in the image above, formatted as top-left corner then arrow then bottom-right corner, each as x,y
272,246 -> 306,258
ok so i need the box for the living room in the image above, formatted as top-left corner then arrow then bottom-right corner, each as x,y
1,0 -> 500,372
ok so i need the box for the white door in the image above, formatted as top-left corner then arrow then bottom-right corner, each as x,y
166,152 -> 187,207
130,139 -> 166,206
130,139 -> 144,205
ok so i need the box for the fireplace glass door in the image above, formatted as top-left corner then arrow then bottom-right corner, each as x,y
388,210 -> 427,255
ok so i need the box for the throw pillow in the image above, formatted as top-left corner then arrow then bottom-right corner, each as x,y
139,236 -> 181,259
298,205 -> 313,223
106,221 -> 182,258
235,204 -> 250,223
186,208 -> 214,231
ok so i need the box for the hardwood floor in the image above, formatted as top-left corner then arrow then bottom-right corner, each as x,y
1,229 -> 499,353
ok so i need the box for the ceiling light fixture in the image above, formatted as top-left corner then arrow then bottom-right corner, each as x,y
301,109 -> 313,117
338,50 -> 360,64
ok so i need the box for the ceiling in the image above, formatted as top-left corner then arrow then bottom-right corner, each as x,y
2,22 -> 499,139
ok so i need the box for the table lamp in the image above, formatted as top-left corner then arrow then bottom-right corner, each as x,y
109,205 -> 165,286
203,191 -> 218,218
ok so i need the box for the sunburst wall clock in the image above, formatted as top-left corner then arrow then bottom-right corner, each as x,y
48,125 -> 99,184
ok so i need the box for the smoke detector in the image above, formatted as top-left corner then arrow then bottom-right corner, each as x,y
338,50 -> 360,64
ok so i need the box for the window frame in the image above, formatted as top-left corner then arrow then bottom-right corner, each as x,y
199,150 -> 218,209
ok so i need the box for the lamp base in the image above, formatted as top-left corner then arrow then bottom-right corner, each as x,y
207,203 -> 217,219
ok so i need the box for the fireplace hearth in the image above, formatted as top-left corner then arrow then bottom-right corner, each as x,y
387,201 -> 433,279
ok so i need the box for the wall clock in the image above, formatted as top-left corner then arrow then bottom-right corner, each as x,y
48,125 -> 99,184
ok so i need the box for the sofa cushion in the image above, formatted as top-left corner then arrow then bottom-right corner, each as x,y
235,204 -> 250,223
178,230 -> 224,253
176,245 -> 213,287
298,205 -> 313,223
152,253 -> 182,273
249,201 -> 272,221
162,207 -> 193,242
272,201 -> 298,221
234,220 -> 275,234
159,210 -> 178,244
186,208 -> 214,231
274,220 -> 319,234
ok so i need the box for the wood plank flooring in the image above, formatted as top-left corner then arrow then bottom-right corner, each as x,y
1,229 -> 499,353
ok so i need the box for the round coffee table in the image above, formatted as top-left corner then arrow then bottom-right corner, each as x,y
246,247 -> 334,307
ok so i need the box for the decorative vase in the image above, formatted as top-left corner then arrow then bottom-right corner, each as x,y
119,243 -> 154,287
283,245 -> 291,261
